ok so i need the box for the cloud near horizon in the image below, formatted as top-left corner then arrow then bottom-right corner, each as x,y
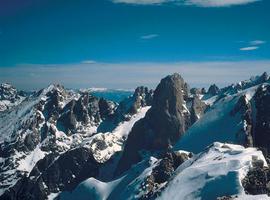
111,0 -> 260,7
1,60 -> 270,90
81,60 -> 97,64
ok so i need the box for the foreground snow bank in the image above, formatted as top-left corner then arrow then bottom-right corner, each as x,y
60,157 -> 158,200
159,142 -> 268,200
60,142 -> 269,200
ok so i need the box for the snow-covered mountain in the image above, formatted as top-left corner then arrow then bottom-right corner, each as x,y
1,72 -> 270,200
0,83 -> 26,112
61,142 -> 268,200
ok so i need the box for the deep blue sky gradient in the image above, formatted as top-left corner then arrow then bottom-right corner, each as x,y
0,0 -> 269,66
0,0 -> 269,90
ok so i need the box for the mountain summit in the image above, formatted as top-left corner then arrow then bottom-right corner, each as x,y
115,73 -> 206,175
1,72 -> 270,200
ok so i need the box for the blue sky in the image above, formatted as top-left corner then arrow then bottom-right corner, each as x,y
0,0 -> 269,89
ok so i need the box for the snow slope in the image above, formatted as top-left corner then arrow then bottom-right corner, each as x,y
87,106 -> 150,163
60,142 -> 268,200
159,142 -> 268,200
60,157 -> 158,200
174,85 -> 259,153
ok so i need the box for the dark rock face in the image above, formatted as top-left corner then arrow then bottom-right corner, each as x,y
115,73 -> 197,175
116,86 -> 153,119
230,95 -> 254,146
56,93 -> 117,134
132,86 -> 153,113
0,83 -> 20,101
228,84 -> 270,152
219,72 -> 269,96
0,83 -> 25,111
1,147 -> 100,200
151,151 -> 189,184
96,86 -> 153,133
242,159 -> 270,196
190,87 -> 206,96
98,98 -> 115,119
42,85 -> 66,120
0,84 -> 153,199
190,96 -> 207,124
207,84 -> 220,96
139,151 -> 190,200
253,84 -> 270,154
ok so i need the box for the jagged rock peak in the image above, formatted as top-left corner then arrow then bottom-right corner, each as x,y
252,84 -> 270,154
115,73 -> 195,175
0,83 -> 19,100
0,83 -> 26,112
146,73 -> 191,145
153,73 -> 189,102
190,87 -> 206,96
260,72 -> 269,81
115,86 -> 153,121
207,84 -> 220,96
132,86 -> 153,111
0,83 -> 14,89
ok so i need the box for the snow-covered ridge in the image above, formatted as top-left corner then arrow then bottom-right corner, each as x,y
175,84 -> 262,153
87,106 -> 150,163
0,83 -> 26,112
1,73 -> 270,200
60,142 -> 268,200
159,142 -> 268,200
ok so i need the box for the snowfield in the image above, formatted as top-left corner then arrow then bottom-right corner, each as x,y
87,106 -> 150,163
60,142 -> 269,200
174,85 -> 260,153
160,142 -> 268,200
60,157 -> 158,200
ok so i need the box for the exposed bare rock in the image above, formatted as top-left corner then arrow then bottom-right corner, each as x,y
207,84 -> 220,96
0,147 -> 100,200
253,84 -> 270,154
115,73 -> 196,176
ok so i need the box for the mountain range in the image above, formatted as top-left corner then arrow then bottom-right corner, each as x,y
0,72 -> 270,200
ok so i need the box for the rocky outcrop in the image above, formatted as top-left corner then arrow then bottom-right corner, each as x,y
252,84 -> 270,154
0,83 -> 25,112
56,93 -> 101,134
0,83 -> 21,102
242,158 -> 270,196
190,96 -> 207,124
115,73 -> 199,175
190,87 -> 206,96
1,147 -> 100,200
139,151 -> 191,200
219,72 -> 269,96
230,95 -> 254,146
97,86 -> 153,133
98,98 -> 115,119
207,84 -> 220,96
115,86 -> 153,119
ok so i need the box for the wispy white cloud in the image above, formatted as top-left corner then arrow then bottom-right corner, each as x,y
184,0 -> 260,7
249,40 -> 266,45
1,60 -> 270,90
81,60 -> 96,64
240,46 -> 259,51
141,34 -> 159,40
111,0 -> 260,7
